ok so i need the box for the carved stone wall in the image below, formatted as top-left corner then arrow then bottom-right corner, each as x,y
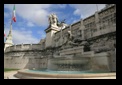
4,49 -> 53,69
90,33 -> 116,53
52,5 -> 116,48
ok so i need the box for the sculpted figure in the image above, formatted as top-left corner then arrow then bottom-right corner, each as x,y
52,13 -> 58,26
60,30 -> 91,51
48,14 -> 53,25
63,31 -> 80,46
48,13 -> 58,27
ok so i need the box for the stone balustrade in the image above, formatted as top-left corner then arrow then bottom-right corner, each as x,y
5,44 -> 44,52
92,24 -> 116,37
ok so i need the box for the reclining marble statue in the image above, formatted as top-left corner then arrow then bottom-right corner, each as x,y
62,30 -> 90,49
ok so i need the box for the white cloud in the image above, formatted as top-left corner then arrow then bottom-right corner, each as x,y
74,9 -> 80,15
69,4 -> 106,19
4,4 -> 106,27
5,27 -> 39,44
13,30 -> 39,44
4,4 -> 52,27
20,27 -> 26,30
27,22 -> 34,27
16,21 -> 26,27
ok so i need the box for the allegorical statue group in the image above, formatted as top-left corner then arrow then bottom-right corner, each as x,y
48,13 -> 90,49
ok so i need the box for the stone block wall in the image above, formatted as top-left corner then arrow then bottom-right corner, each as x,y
91,52 -> 110,71
4,48 -> 48,69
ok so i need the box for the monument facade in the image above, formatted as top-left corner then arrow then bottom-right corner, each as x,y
4,4 -> 116,72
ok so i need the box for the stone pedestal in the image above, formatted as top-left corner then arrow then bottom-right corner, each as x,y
60,46 -> 84,56
45,26 -> 59,48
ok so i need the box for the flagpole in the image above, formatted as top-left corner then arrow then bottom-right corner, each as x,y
11,17 -> 13,25
9,4 -> 15,37
4,24 -> 5,37
10,8 -> 13,34
11,4 -> 15,25
10,11 -> 12,25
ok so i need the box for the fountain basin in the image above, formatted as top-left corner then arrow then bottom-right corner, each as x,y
14,69 -> 116,79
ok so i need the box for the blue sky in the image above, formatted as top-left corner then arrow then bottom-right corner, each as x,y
4,4 -> 105,44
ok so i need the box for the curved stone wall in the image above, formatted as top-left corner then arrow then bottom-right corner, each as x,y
5,44 -> 44,52
4,44 -> 47,69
